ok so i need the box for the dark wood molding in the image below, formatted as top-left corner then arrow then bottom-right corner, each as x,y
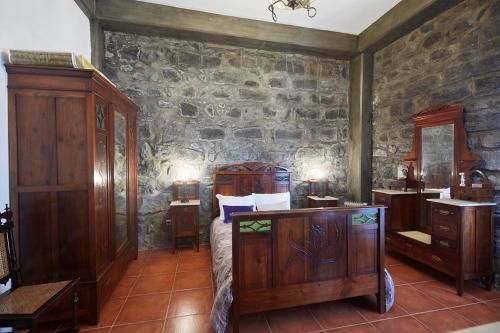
358,0 -> 465,52
90,19 -> 105,71
348,52 -> 373,202
74,0 -> 96,19
96,0 -> 358,59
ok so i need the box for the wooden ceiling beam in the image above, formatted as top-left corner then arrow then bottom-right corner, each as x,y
74,0 -> 466,61
358,0 -> 464,53
95,0 -> 358,59
74,0 -> 96,19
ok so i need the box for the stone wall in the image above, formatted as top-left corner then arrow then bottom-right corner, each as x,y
103,31 -> 350,249
372,0 -> 500,284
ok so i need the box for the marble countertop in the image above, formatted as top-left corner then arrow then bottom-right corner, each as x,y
307,196 -> 339,200
427,198 -> 497,207
372,189 -> 441,195
170,200 -> 200,206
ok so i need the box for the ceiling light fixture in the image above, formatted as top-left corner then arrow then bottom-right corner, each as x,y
268,0 -> 317,22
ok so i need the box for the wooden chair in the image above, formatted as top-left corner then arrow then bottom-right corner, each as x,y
0,205 -> 80,333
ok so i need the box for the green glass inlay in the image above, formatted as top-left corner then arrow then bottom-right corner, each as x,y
352,213 -> 378,225
275,175 -> 290,182
240,220 -> 272,233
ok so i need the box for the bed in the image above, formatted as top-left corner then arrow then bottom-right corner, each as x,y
210,163 -> 391,333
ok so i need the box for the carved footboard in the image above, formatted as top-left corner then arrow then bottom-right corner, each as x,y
231,207 -> 386,332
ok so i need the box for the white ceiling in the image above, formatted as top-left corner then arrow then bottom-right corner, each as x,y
138,0 -> 401,34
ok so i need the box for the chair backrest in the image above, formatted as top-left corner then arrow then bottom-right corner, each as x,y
0,205 -> 20,289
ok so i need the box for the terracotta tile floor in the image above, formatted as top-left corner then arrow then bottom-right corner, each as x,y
36,248 -> 500,333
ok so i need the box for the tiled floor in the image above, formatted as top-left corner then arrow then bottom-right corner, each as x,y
45,247 -> 500,333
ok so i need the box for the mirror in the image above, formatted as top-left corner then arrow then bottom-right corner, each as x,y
114,111 -> 128,251
421,124 -> 454,188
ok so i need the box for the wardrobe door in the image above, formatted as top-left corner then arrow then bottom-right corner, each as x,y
112,106 -> 129,253
94,98 -> 111,274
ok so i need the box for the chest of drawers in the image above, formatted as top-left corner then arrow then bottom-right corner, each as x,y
428,199 -> 495,295
374,188 -> 496,296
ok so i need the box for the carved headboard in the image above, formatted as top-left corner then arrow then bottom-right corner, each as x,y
211,162 -> 291,218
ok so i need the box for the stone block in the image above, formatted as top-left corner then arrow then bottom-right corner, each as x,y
269,78 -> 286,88
212,70 -> 240,84
228,108 -> 242,118
180,102 -> 198,117
118,45 -> 139,61
263,106 -> 276,118
295,108 -> 319,120
479,130 -> 500,148
276,93 -> 301,103
213,90 -> 230,98
179,51 -> 201,66
293,79 -> 317,90
163,68 -> 181,82
202,55 -> 222,68
475,74 -> 500,96
275,129 -> 303,141
239,88 -> 267,100
199,128 -> 225,140
234,127 -> 263,139
244,80 -> 259,87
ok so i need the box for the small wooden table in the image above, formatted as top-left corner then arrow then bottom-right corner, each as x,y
170,200 -> 200,253
307,196 -> 339,208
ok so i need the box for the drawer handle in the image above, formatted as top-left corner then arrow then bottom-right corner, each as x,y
405,243 -> 413,248
431,255 -> 442,263
438,225 -> 450,232
386,236 -> 391,241
439,240 -> 450,247
438,209 -> 453,216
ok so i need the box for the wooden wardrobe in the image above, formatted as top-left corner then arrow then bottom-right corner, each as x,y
6,65 -> 138,324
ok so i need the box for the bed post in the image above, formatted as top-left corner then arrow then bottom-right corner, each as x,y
377,207 -> 386,314
232,214 -> 240,333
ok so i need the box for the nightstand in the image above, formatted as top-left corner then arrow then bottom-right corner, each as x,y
307,196 -> 339,208
170,200 -> 200,254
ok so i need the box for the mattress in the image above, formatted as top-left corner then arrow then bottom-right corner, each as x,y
210,217 -> 233,333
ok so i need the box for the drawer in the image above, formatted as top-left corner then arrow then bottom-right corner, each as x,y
427,252 -> 456,275
374,193 -> 391,206
432,219 -> 458,240
432,236 -> 458,255
389,234 -> 427,258
431,203 -> 460,223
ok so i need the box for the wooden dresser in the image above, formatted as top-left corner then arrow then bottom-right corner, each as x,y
6,65 -> 138,323
428,199 -> 495,294
374,103 -> 496,295
375,192 -> 495,295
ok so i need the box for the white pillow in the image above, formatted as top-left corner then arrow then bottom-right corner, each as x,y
257,201 -> 289,211
216,194 -> 255,220
253,192 -> 291,210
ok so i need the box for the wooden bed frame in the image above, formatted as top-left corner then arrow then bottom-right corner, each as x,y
212,163 -> 386,333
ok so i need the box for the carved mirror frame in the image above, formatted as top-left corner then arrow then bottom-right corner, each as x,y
404,103 -> 493,201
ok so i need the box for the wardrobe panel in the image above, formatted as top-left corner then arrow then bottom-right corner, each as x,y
56,97 -> 88,185
58,191 -> 90,280
19,192 -> 54,283
16,95 -> 56,186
